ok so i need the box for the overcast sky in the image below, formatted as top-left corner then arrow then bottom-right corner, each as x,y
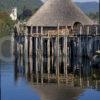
42,0 -> 99,2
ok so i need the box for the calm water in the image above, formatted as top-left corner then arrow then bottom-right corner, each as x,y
1,61 -> 100,100
1,62 -> 40,100
1,37 -> 100,100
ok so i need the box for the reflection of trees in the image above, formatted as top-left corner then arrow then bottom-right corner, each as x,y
14,41 -> 100,89
91,68 -> 100,80
73,65 -> 100,89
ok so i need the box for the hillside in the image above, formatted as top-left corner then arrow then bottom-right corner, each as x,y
75,2 -> 99,22
0,0 -> 99,14
75,2 -> 99,13
42,0 -> 99,13
0,0 -> 43,15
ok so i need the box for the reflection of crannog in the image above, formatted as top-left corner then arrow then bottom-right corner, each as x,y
14,50 -> 100,89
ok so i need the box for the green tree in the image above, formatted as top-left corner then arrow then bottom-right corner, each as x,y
87,12 -> 99,23
0,11 -> 14,37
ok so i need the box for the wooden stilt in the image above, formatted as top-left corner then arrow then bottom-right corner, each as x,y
24,27 -> 28,76
87,26 -> 89,35
36,37 -> 38,84
96,26 -> 98,35
64,26 -> 68,84
41,37 -> 43,84
29,26 -> 33,56
36,26 -> 38,84
57,24 -> 60,84
86,26 -> 90,56
63,37 -> 66,75
79,26 -> 82,64
65,41 -> 68,81
47,34 -> 50,82
51,38 -> 54,73
53,37 -> 57,76
40,26 -> 43,84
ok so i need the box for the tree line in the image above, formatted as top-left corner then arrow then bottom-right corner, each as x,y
0,12 -> 14,37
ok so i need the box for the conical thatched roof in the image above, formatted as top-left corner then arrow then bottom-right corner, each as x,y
27,0 -> 93,26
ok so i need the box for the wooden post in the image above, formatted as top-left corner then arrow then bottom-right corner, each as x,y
24,26 -> 28,75
36,37 -> 38,84
41,26 -> 43,35
66,27 -> 69,68
79,26 -> 82,64
57,24 -> 60,84
51,38 -> 54,72
94,26 -> 98,54
86,26 -> 90,56
87,26 -> 90,35
54,37 -> 57,76
79,26 -> 82,35
47,32 -> 50,82
29,26 -> 33,56
65,26 -> 68,84
77,26 -> 82,63
36,26 -> 38,84
35,26 -> 38,84
41,37 -> 43,84
40,27 -> 43,84
96,26 -> 98,35
63,37 -> 66,75
63,35 -> 67,73
95,26 -> 99,51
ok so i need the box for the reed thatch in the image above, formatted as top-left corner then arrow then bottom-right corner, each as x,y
27,0 -> 93,27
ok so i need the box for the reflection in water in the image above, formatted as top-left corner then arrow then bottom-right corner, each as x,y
14,52 -> 100,100
1,62 -> 40,100
1,35 -> 100,100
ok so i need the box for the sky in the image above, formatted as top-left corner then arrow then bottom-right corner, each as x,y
42,0 -> 99,2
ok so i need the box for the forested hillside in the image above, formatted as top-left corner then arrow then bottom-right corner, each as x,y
76,2 -> 99,13
75,2 -> 99,23
0,0 -> 43,15
0,12 -> 14,37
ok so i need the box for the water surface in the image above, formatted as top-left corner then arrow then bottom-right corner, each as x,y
1,36 -> 100,100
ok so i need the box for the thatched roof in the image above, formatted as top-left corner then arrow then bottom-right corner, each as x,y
27,0 -> 93,27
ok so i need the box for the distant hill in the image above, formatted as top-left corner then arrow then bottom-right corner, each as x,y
0,0 -> 99,21
42,1 -> 99,13
75,2 -> 99,13
0,0 -> 99,14
0,0 -> 43,15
